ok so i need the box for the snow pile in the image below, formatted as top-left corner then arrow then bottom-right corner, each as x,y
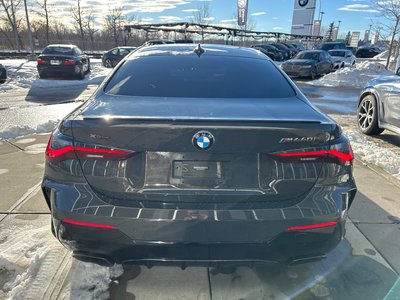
0,119 -> 59,139
0,59 -> 111,93
309,61 -> 394,88
61,262 -> 123,300
0,220 -> 123,299
345,129 -> 400,180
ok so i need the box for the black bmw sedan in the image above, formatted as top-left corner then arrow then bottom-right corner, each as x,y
42,44 -> 356,267
102,46 -> 136,68
37,44 -> 90,79
282,50 -> 333,79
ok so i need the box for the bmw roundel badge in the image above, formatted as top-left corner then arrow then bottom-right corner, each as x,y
193,131 -> 214,151
298,0 -> 308,7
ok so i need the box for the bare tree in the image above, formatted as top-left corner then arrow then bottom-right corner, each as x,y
374,0 -> 400,68
71,0 -> 85,47
85,9 -> 97,49
104,7 -> 126,47
0,0 -> 24,49
192,1 -> 212,42
35,0 -> 51,44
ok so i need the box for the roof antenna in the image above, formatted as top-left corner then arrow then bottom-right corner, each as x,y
193,44 -> 204,57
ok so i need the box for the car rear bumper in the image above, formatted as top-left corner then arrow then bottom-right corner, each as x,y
42,178 -> 356,265
37,65 -> 77,75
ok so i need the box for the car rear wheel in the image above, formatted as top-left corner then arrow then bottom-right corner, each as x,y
310,67 -> 317,79
357,95 -> 384,135
38,72 -> 47,79
105,59 -> 113,68
0,79 -> 5,84
77,66 -> 85,80
86,61 -> 91,73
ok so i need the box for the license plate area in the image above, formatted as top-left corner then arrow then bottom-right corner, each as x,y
172,160 -> 231,187
50,60 -> 61,65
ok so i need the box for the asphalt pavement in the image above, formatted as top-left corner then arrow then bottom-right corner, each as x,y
0,133 -> 399,299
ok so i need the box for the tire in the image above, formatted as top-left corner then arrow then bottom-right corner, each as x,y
105,59 -> 113,68
39,72 -> 47,79
86,61 -> 91,73
357,95 -> 384,135
310,67 -> 317,79
341,63 -> 345,69
0,79 -> 5,84
77,66 -> 85,80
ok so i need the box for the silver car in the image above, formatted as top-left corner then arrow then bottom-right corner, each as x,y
358,73 -> 400,135
328,50 -> 356,69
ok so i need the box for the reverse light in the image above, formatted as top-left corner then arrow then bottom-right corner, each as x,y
62,219 -> 117,230
45,130 -> 135,163
287,221 -> 338,231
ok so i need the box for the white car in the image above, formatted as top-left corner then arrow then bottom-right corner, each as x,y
328,49 -> 356,69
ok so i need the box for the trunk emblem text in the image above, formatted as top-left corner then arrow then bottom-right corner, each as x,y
279,137 -> 317,143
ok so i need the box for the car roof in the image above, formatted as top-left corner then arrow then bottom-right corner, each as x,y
46,44 -> 76,48
130,44 -> 267,60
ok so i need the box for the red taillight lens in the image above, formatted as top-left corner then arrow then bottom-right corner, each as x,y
62,219 -> 117,230
287,221 -> 338,231
64,59 -> 75,65
273,138 -> 354,166
37,59 -> 47,65
45,130 -> 135,163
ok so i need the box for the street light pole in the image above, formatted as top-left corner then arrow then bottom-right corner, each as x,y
337,20 -> 341,40
23,0 -> 35,55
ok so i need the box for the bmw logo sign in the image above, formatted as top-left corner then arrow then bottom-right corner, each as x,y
299,0 -> 308,7
193,131 -> 214,151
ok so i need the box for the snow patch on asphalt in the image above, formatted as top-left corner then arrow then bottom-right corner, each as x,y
0,119 -> 59,139
61,262 -> 124,300
0,169 -> 8,175
308,61 -> 393,89
0,221 -> 123,299
345,129 -> 400,180
0,59 -> 111,93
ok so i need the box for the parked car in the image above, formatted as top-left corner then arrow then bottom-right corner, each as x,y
317,42 -> 346,51
328,49 -> 356,69
357,72 -> 400,135
251,44 -> 284,61
0,63 -> 6,84
271,43 -> 295,58
102,47 -> 137,68
37,44 -> 90,79
142,39 -> 175,46
282,43 -> 300,55
251,45 -> 283,61
43,44 -> 356,267
355,47 -> 383,58
281,50 -> 333,79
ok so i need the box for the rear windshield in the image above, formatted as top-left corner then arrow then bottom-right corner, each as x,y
318,43 -> 346,51
104,55 -> 295,98
42,47 -> 74,55
295,52 -> 320,60
329,50 -> 346,57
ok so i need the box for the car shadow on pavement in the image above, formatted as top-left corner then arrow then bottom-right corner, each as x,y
24,74 -> 105,104
371,132 -> 400,148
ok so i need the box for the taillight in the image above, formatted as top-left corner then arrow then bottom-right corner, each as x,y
62,219 -> 117,230
45,129 -> 135,163
64,60 -> 75,65
272,137 -> 354,166
287,221 -> 338,231
37,59 -> 47,65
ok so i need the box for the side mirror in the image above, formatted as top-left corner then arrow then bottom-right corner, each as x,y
396,67 -> 400,76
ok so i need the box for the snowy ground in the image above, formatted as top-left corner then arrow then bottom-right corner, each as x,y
0,59 -> 111,93
307,60 -> 394,89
